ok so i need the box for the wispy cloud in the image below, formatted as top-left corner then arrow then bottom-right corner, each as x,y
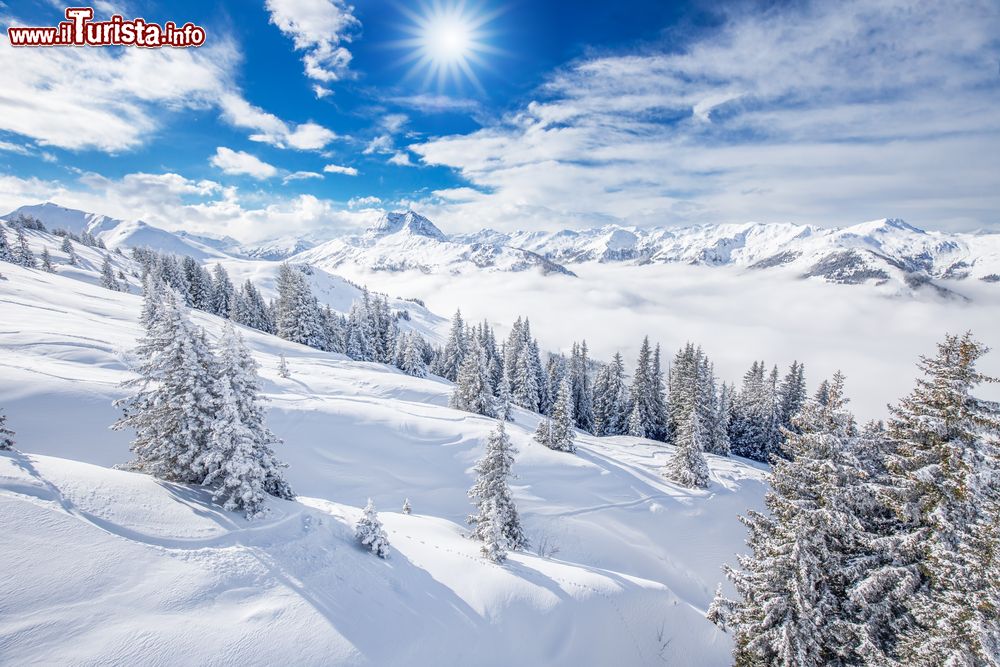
410,0 -> 1000,232
323,163 -> 359,176
283,170 -> 325,183
389,94 -> 480,114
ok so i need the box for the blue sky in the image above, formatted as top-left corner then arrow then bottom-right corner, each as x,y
0,0 -> 998,241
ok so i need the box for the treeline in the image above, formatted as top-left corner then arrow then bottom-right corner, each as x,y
710,333 -> 1000,666
443,309 -> 808,466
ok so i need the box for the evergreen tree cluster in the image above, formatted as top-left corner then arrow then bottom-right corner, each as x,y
712,334 -> 1000,666
113,279 -> 294,518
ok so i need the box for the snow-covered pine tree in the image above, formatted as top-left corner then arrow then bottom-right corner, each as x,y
275,264 -> 326,349
402,498 -> 412,515
867,333 -> 1000,665
158,254 -> 189,303
776,361 -> 807,435
0,409 -> 14,450
233,280 -> 274,333
113,288 -> 217,483
13,225 -> 35,268
569,341 -> 596,432
0,225 -> 12,262
450,345 -> 496,417
664,408 -> 710,488
592,352 -> 630,436
403,333 -> 428,377
512,344 -> 541,412
40,248 -> 54,272
468,420 -> 527,561
728,361 -> 778,462
277,353 -> 291,379
210,264 -> 235,318
60,236 -> 77,266
628,337 -> 655,438
355,498 -> 390,558
712,382 -> 733,456
101,255 -> 123,291
440,309 -> 467,382
535,378 -> 576,452
182,256 -> 212,311
345,301 -> 377,361
197,324 -> 293,517
495,374 -> 514,422
717,372 -> 866,666
650,344 -> 669,441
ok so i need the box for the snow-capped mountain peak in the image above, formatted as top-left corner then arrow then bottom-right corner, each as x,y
365,210 -> 447,241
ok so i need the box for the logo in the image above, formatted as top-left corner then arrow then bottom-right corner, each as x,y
7,7 -> 206,48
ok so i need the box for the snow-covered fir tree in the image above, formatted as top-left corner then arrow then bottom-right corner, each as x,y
712,382 -> 733,456
0,409 -> 14,450
535,378 -> 575,452
182,256 -> 213,311
495,374 -> 514,422
715,372 -> 866,666
275,264 -> 326,349
233,280 -> 274,333
396,332 -> 427,377
101,255 -> 123,291
402,498 -> 412,515
40,248 -> 54,272
627,337 -> 656,439
729,361 -> 780,462
210,264 -> 235,318
113,286 -> 217,483
569,341 -> 595,433
865,333 -> 1000,665
196,323 -> 293,517
592,352 -> 630,436
664,408 -> 710,488
439,309 -> 468,382
60,236 -> 77,265
469,420 -> 527,562
355,498 -> 390,558
0,225 -> 12,262
776,361 -> 807,437
13,225 -> 35,268
649,344 -> 669,440
450,345 -> 496,417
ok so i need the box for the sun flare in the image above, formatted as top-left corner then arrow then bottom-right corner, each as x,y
392,2 -> 502,92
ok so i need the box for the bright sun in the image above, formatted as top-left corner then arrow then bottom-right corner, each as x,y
393,2 -> 502,92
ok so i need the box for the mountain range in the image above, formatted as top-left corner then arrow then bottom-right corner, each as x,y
6,202 -> 1000,296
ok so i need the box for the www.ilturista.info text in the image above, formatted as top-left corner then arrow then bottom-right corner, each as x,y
7,7 -> 206,48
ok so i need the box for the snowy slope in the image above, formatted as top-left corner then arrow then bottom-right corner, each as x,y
0,264 -> 768,665
293,211 -> 576,277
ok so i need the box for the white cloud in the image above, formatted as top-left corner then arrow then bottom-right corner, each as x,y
363,135 -> 394,155
283,171 -> 325,182
0,140 -> 31,156
388,94 -> 480,114
210,147 -> 278,179
323,164 -> 359,176
0,170 -> 377,243
348,195 -> 382,208
388,152 -> 415,167
409,0 -> 1000,233
219,94 -> 340,151
265,0 -> 359,86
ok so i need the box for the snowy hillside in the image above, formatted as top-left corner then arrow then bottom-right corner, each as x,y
0,263 -> 767,666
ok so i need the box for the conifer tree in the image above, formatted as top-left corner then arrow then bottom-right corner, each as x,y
101,255 -> 122,291
650,344 -> 669,440
469,420 -> 527,562
450,345 -> 496,417
113,288 -> 217,483
535,379 -> 575,452
0,410 -> 14,451
355,498 -> 390,558
870,333 -> 1000,665
0,225 -> 12,262
593,352 -> 630,436
40,248 -> 54,272
716,372 -> 866,666
13,225 -> 35,268
664,408 -> 710,488
60,236 -> 77,266
628,337 -> 655,438
275,264 -> 325,349
277,353 -> 291,379
569,342 -> 596,432
398,332 -> 427,377
210,264 -> 235,318
402,498 -> 412,515
495,374 -> 514,422
440,309 -> 467,382
182,256 -> 212,311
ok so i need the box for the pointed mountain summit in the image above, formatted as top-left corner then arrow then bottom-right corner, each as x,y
365,210 -> 447,241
